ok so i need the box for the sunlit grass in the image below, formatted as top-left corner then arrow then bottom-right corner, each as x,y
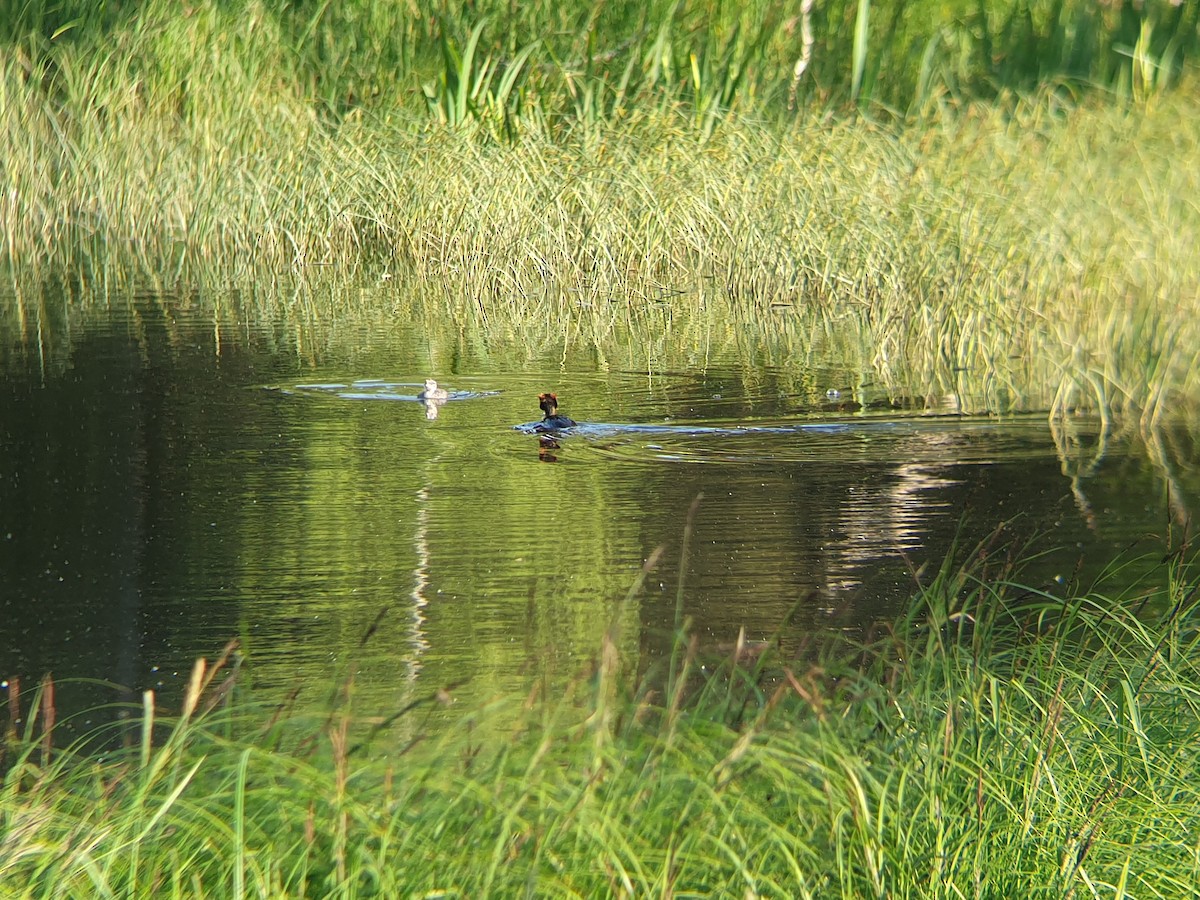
4,0 -> 1194,117
3,535 -> 1200,896
2,2 -> 1199,422
4,80 -> 1200,421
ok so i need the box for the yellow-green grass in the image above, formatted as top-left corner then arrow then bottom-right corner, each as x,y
4,78 -> 1199,423
2,2 -> 1199,424
3,537 -> 1199,896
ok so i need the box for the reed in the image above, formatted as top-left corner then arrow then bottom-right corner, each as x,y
4,0 -> 1195,119
2,3 -> 1199,423
4,84 -> 1199,422
2,535 -> 1199,896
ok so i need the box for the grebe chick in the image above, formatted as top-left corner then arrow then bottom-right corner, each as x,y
418,379 -> 449,401
538,392 -> 576,430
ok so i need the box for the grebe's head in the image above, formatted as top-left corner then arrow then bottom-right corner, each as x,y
424,379 -> 440,393
538,392 -> 559,416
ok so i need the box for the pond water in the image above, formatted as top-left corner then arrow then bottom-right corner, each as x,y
1,287 -> 1196,730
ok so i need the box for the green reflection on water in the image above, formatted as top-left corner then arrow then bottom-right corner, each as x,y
0,278 -> 1197,741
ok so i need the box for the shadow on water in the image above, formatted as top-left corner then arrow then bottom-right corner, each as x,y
1,283 -> 1197,738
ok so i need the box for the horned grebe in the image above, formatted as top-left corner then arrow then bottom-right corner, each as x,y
418,379 -> 449,401
537,392 -> 576,430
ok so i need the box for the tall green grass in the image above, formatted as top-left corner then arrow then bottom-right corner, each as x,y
3,0 -> 1196,120
2,1 -> 1199,423
3,74 -> 1199,422
3,534 -> 1200,895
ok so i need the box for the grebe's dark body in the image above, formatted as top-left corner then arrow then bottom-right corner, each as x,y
536,392 -> 576,430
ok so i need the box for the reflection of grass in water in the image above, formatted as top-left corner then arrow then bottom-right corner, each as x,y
4,260 -> 1197,428
4,537 -> 1200,895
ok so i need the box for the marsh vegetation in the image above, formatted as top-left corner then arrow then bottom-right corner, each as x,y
3,2 -> 1200,894
4,536 -> 1199,896
3,0 -> 1199,422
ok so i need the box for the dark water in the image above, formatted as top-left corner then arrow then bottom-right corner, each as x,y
1,294 -> 1196,728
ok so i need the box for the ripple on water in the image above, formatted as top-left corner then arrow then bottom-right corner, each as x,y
548,415 -> 1062,467
280,381 -> 500,402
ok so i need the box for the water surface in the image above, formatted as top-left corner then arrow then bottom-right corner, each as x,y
1,288 -> 1195,729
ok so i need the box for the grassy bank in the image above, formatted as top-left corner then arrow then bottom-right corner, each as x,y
3,538 -> 1199,896
4,89 -> 1199,421
2,1 -> 1200,422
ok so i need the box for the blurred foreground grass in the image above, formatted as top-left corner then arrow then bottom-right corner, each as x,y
3,531 -> 1199,896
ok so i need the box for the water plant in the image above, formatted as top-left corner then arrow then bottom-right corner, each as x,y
6,83 -> 1200,423
4,0 -> 1196,121
1,1 -> 1198,425
2,530 -> 1199,896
